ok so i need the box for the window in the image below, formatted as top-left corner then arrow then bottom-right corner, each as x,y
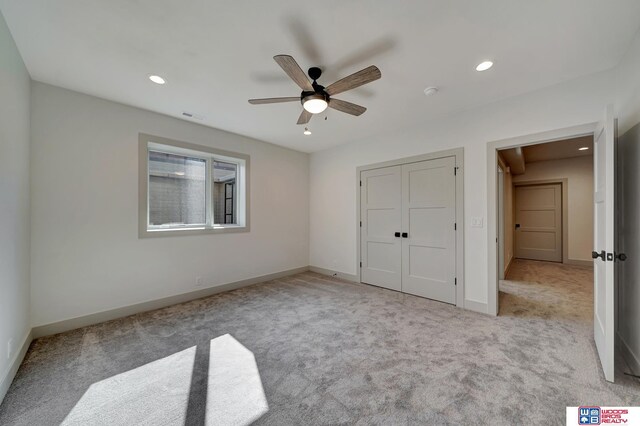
213,161 -> 238,225
149,152 -> 206,227
139,134 -> 249,237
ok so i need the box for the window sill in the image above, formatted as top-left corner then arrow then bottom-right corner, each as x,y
140,224 -> 249,238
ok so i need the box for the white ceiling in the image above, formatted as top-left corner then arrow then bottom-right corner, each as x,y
2,1 -> 640,153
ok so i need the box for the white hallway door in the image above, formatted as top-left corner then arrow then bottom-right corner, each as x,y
514,184 -> 562,262
593,105 -> 616,382
360,157 -> 457,304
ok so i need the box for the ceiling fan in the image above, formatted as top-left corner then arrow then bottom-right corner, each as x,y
248,55 -> 381,125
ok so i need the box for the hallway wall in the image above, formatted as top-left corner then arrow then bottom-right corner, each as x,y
503,168 -> 514,273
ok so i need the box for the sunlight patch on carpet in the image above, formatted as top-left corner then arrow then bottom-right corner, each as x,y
61,334 -> 268,425
206,334 -> 269,425
61,346 -> 196,425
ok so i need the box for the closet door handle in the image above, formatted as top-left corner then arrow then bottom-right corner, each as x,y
402,232 -> 408,238
394,232 -> 401,237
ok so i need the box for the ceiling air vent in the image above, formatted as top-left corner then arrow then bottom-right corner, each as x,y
182,112 -> 204,120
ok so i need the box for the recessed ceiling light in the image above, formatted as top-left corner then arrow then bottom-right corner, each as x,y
149,75 -> 166,85
423,86 -> 439,96
579,146 -> 589,151
303,127 -> 312,136
475,61 -> 494,72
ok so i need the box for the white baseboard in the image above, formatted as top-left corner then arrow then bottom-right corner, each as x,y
0,329 -> 33,406
504,257 -> 514,278
464,299 -> 489,315
32,266 -> 309,338
308,265 -> 358,282
311,266 -> 490,316
617,331 -> 640,376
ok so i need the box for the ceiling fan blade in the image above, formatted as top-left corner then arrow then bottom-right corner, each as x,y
248,97 -> 300,105
297,109 -> 312,125
325,65 -> 381,96
274,55 -> 314,91
329,99 -> 367,116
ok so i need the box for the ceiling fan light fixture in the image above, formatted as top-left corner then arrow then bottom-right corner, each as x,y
302,94 -> 328,114
249,55 -> 380,124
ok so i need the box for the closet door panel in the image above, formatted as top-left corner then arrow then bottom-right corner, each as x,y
360,166 -> 402,291
401,157 -> 456,304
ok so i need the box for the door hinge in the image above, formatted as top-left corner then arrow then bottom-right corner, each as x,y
454,277 -> 457,286
454,166 -> 459,176
360,221 -> 362,227
360,180 -> 362,187
360,261 -> 362,268
454,223 -> 457,231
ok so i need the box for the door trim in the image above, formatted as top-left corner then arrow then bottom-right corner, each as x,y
486,122 -> 597,316
356,148 -> 465,309
513,179 -> 568,263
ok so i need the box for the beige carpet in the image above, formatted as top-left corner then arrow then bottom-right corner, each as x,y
500,258 -> 594,322
0,264 -> 638,425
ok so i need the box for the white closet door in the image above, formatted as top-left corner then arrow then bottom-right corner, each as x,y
401,157 -> 456,304
360,166 -> 402,291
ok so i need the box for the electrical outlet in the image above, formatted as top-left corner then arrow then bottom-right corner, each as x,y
7,338 -> 13,360
195,276 -> 203,287
471,217 -> 484,228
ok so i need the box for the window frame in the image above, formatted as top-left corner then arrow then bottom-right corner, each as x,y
139,133 -> 250,238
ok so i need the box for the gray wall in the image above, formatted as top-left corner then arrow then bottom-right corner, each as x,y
618,123 -> 640,375
30,82 -> 310,327
615,23 -> 640,377
0,11 -> 31,403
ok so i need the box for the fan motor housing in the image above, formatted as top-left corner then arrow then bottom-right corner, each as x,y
301,92 -> 329,106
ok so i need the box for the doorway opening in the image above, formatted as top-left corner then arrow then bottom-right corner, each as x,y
497,136 -> 594,269
488,110 -> 619,383
495,135 -> 594,321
